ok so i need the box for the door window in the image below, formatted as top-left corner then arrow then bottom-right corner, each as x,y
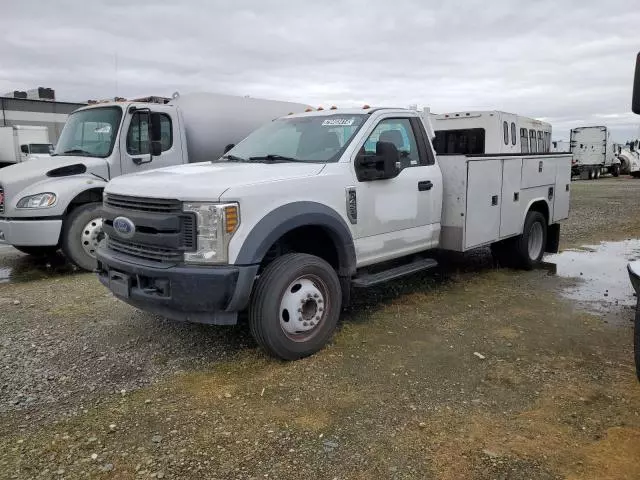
362,118 -> 421,171
126,112 -> 172,155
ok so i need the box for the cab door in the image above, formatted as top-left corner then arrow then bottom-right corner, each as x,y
119,109 -> 182,175
351,115 -> 442,267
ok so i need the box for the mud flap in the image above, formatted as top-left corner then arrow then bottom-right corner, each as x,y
545,223 -> 560,254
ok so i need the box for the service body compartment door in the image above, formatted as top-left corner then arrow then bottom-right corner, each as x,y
465,159 -> 502,249
521,157 -> 556,188
553,157 -> 571,222
499,158 -> 523,238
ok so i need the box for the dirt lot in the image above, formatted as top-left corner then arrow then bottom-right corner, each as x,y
1,177 -> 640,479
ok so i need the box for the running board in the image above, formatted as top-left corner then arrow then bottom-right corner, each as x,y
351,258 -> 438,288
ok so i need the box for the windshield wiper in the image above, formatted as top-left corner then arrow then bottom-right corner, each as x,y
60,149 -> 93,156
249,154 -> 305,163
217,154 -> 248,163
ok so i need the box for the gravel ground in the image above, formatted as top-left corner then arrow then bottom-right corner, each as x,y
1,177 -> 640,479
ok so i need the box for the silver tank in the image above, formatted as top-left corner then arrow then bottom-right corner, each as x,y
170,92 -> 310,163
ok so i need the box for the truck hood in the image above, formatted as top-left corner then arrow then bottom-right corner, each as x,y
105,161 -> 325,200
0,156 -> 110,212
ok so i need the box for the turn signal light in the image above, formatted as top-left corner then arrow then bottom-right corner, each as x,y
225,205 -> 239,233
330,106 -> 337,110
305,108 -> 314,112
362,104 -> 370,109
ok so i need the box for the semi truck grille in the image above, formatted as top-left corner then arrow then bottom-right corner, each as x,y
0,185 -> 4,214
104,193 -> 182,214
107,237 -> 183,263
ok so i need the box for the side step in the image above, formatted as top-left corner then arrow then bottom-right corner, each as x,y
351,258 -> 438,288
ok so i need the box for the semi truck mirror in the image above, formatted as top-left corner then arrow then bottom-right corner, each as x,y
20,145 -> 29,154
150,141 -> 162,157
150,113 -> 163,142
633,52 -> 640,114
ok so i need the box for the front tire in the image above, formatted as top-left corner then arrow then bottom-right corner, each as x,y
13,245 -> 59,257
594,168 -> 601,179
249,253 -> 342,360
61,202 -> 103,271
512,211 -> 547,270
588,168 -> 594,180
635,299 -> 640,382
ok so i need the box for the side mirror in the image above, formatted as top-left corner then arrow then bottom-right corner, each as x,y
150,141 -> 162,157
20,145 -> 29,154
223,143 -> 235,154
355,141 -> 399,181
633,52 -> 640,114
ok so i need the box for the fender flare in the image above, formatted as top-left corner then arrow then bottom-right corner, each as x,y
235,201 -> 356,276
523,197 -> 551,224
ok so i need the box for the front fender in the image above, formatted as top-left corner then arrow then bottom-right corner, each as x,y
234,201 -> 356,276
9,175 -> 107,217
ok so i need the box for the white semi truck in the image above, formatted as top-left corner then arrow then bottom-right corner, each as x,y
570,126 -> 622,179
0,93 -> 310,270
616,140 -> 640,177
96,107 -> 571,360
0,125 -> 53,167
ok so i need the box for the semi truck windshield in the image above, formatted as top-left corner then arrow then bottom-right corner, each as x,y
53,107 -> 123,158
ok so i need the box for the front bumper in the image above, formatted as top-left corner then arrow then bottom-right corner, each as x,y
0,218 -> 62,246
96,246 -> 258,325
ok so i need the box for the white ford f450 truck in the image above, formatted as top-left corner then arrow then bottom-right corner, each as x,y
96,107 -> 571,360
0,93 -> 310,270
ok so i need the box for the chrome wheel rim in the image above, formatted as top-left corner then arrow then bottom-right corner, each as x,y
528,222 -> 544,260
279,274 -> 328,342
81,217 -> 103,258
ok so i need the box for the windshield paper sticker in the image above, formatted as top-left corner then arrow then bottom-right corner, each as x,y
322,118 -> 355,126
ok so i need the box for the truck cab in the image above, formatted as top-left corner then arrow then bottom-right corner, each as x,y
0,93 -> 310,270
96,106 -> 571,360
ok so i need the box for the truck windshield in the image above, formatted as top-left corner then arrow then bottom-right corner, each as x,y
53,106 -> 123,158
29,144 -> 53,154
222,114 -> 366,163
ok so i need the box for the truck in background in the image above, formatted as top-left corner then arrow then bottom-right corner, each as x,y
551,140 -> 570,153
0,92 -> 310,270
96,106 -> 571,360
0,125 -> 53,167
570,126 -> 622,179
616,140 -> 640,177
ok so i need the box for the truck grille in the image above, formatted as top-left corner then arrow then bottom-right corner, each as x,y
103,193 -> 197,263
104,193 -> 182,214
107,237 -> 183,263
0,185 -> 4,214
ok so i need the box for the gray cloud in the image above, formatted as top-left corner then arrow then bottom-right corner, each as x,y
1,0 -> 639,140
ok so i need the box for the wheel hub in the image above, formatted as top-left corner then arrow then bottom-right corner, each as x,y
81,217 -> 104,259
279,277 -> 326,337
527,222 -> 544,260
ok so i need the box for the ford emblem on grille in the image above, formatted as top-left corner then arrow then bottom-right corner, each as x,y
113,216 -> 136,239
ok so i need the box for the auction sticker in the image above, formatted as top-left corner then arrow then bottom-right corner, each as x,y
322,118 -> 355,126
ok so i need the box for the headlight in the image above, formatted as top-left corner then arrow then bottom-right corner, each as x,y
183,202 -> 239,264
16,192 -> 57,209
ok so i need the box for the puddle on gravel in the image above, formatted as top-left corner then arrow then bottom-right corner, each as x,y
0,248 -> 77,284
544,240 -> 640,315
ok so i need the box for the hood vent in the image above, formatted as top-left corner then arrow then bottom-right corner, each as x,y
46,163 -> 87,177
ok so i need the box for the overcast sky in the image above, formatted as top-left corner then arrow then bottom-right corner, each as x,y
1,0 -> 639,140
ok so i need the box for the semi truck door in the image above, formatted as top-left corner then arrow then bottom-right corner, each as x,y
120,110 -> 181,175
352,116 -> 441,266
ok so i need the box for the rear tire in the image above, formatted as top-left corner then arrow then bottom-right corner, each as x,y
587,168 -> 594,180
511,211 -> 547,270
61,202 -> 103,271
594,168 -> 601,179
249,253 -> 342,360
612,164 -> 621,177
13,245 -> 59,257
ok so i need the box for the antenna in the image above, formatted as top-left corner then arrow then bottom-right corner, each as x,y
115,52 -> 119,99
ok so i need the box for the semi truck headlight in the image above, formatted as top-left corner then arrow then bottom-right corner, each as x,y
16,192 -> 57,209
183,202 -> 239,264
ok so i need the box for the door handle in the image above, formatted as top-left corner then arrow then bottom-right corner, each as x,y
418,180 -> 433,191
